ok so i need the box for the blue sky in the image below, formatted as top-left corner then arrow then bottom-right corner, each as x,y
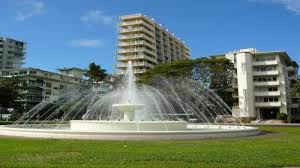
0,0 -> 300,73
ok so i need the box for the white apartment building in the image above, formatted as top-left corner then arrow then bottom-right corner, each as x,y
0,68 -> 87,110
224,48 -> 298,121
0,37 -> 26,70
116,14 -> 190,75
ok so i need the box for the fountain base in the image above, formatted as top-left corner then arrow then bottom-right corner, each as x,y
70,120 -> 187,132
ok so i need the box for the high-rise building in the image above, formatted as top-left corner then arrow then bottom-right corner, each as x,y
222,48 -> 299,121
116,14 -> 190,75
0,37 -> 26,70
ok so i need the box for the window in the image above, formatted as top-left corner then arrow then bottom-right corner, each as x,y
45,89 -> 51,95
253,65 -> 277,72
268,87 -> 278,91
256,97 -> 280,102
45,82 -> 52,88
253,76 -> 277,82
255,56 -> 275,62
29,71 -> 36,74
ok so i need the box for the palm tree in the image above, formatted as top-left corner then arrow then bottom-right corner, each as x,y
85,62 -> 108,82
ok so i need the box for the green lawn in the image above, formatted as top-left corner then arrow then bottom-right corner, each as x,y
0,126 -> 300,168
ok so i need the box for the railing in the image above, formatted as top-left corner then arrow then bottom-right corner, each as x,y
254,91 -> 280,96
253,60 -> 278,66
254,81 -> 280,86
120,14 -> 143,20
116,62 -> 154,68
119,34 -> 154,42
255,102 -> 281,107
117,48 -> 156,56
118,41 -> 155,50
117,55 -> 157,63
116,69 -> 147,74
120,20 -> 154,29
119,27 -> 154,36
253,70 -> 279,76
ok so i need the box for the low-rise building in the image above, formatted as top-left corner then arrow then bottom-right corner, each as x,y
221,48 -> 299,122
0,67 -> 87,110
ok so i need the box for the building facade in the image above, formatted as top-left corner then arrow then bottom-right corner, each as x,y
0,37 -> 26,70
116,14 -> 190,75
223,49 -> 298,121
0,68 -> 87,110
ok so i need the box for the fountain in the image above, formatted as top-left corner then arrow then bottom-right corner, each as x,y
0,61 -> 259,140
70,61 -> 187,132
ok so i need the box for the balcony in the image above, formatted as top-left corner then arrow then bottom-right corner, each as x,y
254,91 -> 280,96
134,69 -> 147,74
253,70 -> 279,76
118,41 -> 155,50
116,69 -> 147,75
119,34 -> 154,43
116,62 -> 154,69
117,48 -> 156,56
255,102 -> 281,107
120,14 -> 143,20
253,60 -> 278,66
290,104 -> 299,108
117,54 -> 157,64
119,27 -> 154,37
254,81 -> 280,86
119,20 -> 154,30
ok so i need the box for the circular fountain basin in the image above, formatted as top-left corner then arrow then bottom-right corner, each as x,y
70,120 -> 187,132
0,124 -> 260,140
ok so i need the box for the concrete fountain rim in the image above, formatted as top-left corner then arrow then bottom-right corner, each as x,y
0,124 -> 260,140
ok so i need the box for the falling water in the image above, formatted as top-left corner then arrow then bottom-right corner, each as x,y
12,61 -> 233,129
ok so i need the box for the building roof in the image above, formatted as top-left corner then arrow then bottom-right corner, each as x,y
57,67 -> 86,72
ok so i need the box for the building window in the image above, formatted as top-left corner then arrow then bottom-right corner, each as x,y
253,76 -> 277,82
255,97 -> 280,102
255,56 -> 275,62
45,82 -> 52,88
45,89 -> 51,95
253,65 -> 277,72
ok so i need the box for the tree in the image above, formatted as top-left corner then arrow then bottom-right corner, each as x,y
138,57 -> 234,88
85,62 -> 108,82
0,77 -> 26,120
138,57 -> 234,106
290,78 -> 300,97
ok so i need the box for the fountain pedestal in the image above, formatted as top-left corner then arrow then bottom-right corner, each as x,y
112,104 -> 144,121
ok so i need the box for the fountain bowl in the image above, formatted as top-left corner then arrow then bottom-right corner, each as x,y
70,120 -> 187,132
0,124 -> 260,140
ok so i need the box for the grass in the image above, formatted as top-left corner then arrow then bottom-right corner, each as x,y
0,126 -> 300,168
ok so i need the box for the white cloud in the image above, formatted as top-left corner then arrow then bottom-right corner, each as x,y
16,0 -> 45,21
273,0 -> 300,14
70,39 -> 104,48
251,0 -> 300,14
80,10 -> 113,25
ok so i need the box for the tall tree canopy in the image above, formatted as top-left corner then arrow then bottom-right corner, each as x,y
138,57 -> 234,89
85,62 -> 108,82
0,78 -> 21,108
0,77 -> 26,119
138,57 -> 234,106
